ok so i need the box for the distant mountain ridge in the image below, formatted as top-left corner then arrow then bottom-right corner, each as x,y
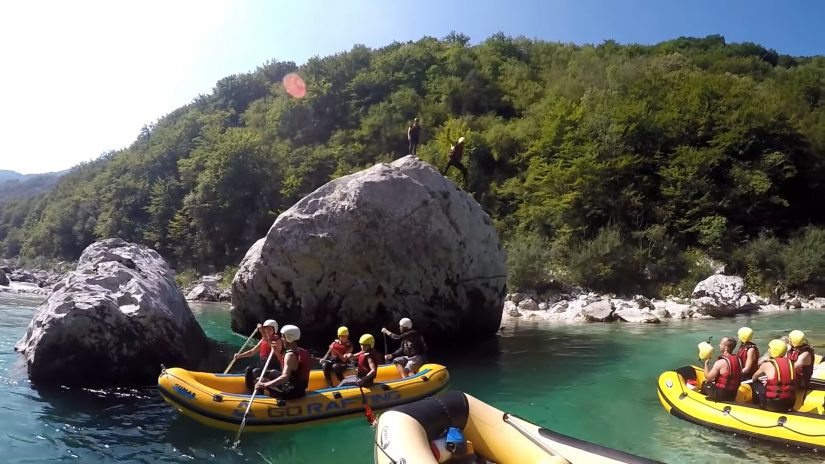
0,169 -> 68,203
0,170 -> 26,182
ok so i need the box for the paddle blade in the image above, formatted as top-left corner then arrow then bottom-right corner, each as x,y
365,404 -> 376,426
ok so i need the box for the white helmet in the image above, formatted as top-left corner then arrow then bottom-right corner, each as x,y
399,318 -> 413,329
263,319 -> 278,331
281,324 -> 301,343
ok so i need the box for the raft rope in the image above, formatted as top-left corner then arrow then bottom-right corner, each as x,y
676,375 -> 825,437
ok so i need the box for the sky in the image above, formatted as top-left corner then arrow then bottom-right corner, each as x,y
1,0 -> 823,174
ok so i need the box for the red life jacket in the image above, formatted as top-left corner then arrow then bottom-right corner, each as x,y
788,344 -> 815,387
714,353 -> 742,392
259,334 -> 282,360
286,347 -> 312,393
765,357 -> 795,400
357,350 -> 382,378
329,339 -> 352,362
736,342 -> 760,375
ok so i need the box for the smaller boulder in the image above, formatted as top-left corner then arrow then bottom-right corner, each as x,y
616,308 -> 660,324
186,283 -> 220,302
552,301 -> 569,313
581,299 -> 616,322
509,293 -> 528,304
0,268 -> 8,286
518,298 -> 539,312
504,301 -> 521,317
14,239 -> 209,387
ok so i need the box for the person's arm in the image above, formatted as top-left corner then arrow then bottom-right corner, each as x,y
751,363 -> 768,381
358,355 -> 379,386
381,327 -> 402,340
705,359 -> 723,381
794,351 -> 812,370
260,352 -> 296,388
744,348 -> 757,374
320,348 -> 332,363
235,340 -> 262,359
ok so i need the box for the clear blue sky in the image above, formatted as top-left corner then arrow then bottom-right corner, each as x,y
1,0 -> 823,174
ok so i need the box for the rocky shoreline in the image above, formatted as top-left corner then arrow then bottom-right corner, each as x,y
503,274 -> 825,324
0,262 -> 232,302
0,264 -> 63,296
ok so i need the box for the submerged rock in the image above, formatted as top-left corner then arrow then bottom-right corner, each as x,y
231,156 -> 506,345
15,239 -> 208,387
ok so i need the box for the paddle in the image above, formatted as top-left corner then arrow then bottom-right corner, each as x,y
232,348 -> 276,448
357,380 -> 377,426
223,327 -> 260,374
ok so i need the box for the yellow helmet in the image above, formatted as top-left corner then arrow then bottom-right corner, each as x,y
337,326 -> 349,337
769,339 -> 788,358
698,342 -> 714,361
737,327 -> 753,343
359,334 -> 375,348
789,330 -> 807,347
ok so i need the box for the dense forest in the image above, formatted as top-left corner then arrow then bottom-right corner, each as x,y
1,33 -> 824,297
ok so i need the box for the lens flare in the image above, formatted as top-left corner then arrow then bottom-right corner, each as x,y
283,73 -> 306,99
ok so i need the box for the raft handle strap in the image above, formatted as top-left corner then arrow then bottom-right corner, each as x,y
213,394 -> 223,402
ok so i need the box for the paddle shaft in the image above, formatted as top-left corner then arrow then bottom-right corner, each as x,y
742,376 -> 767,385
223,327 -> 260,374
358,381 -> 376,426
232,348 -> 276,447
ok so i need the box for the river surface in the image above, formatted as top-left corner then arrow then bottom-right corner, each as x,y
1,293 -> 824,463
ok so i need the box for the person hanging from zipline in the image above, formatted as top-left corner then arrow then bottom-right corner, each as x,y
441,135 -> 468,186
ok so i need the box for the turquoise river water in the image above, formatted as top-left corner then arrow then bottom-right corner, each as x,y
1,293 -> 824,463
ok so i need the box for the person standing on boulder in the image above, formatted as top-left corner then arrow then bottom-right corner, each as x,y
441,136 -> 468,186
382,317 -> 427,378
256,325 -> 312,399
233,319 -> 284,392
320,326 -> 354,387
407,118 -> 421,156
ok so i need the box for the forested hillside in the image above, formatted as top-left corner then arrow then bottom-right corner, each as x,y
1,34 -> 824,296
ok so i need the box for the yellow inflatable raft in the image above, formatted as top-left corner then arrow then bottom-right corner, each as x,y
658,365 -> 825,450
158,363 -> 449,431
374,391 -> 661,464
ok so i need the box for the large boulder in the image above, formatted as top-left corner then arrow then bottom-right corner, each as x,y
0,268 -> 8,286
691,275 -> 755,317
15,239 -> 209,386
231,156 -> 507,346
